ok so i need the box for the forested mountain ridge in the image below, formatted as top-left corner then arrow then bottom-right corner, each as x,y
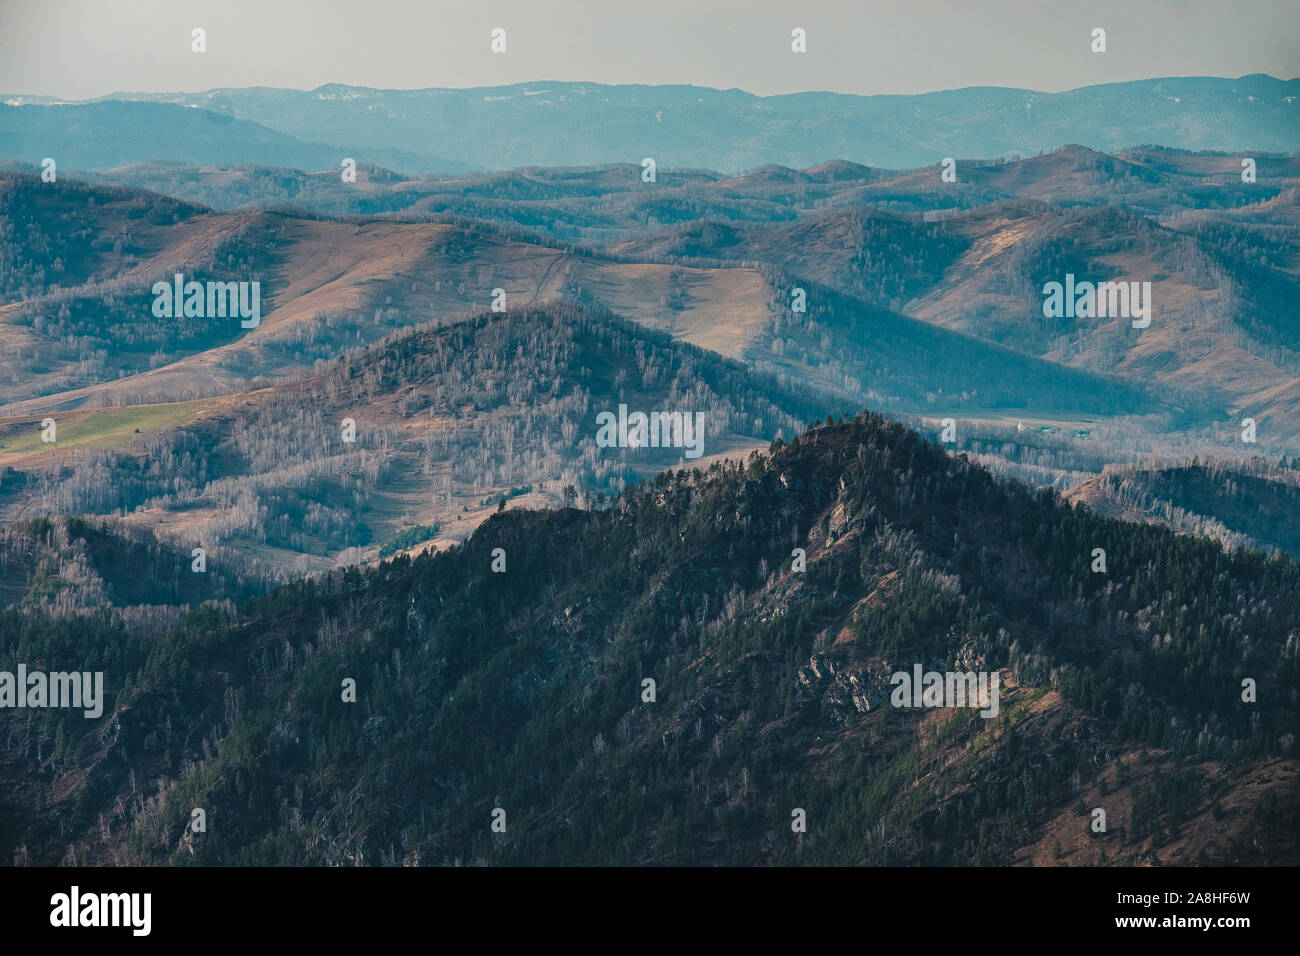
3,414 -> 1295,865
1065,456 -> 1300,557
0,513 -> 279,614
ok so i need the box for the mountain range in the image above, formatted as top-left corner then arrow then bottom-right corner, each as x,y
2,75 -> 1298,868
4,75 -> 1298,173
3,415 -> 1296,865
2,136 -> 1299,572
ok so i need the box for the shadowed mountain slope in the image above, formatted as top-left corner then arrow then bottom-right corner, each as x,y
2,415 -> 1295,865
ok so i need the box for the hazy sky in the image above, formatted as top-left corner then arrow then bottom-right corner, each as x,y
1,0 -> 1296,99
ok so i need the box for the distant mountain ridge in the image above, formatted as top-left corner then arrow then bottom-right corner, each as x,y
0,100 -> 475,175
3,74 -> 1297,173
